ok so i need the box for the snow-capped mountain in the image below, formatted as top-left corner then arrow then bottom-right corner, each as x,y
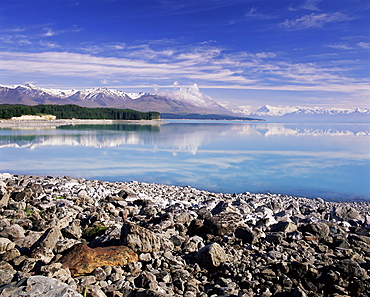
247,105 -> 370,122
0,84 -> 230,114
251,104 -> 370,116
0,84 -> 368,120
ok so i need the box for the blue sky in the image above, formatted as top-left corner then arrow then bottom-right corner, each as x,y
0,0 -> 369,110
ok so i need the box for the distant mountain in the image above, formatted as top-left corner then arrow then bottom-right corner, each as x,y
249,105 -> 370,122
0,84 -> 231,115
0,85 -> 368,121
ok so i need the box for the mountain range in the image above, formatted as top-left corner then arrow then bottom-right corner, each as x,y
0,84 -> 231,115
0,84 -> 369,121
249,105 -> 370,122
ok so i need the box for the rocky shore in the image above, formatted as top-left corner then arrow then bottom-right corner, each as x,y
0,119 -> 164,128
0,173 -> 369,297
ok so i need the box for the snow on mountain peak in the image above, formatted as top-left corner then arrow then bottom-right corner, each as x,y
154,83 -> 216,108
250,105 -> 370,117
254,105 -> 299,116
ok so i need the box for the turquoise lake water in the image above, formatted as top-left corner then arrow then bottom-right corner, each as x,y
0,120 -> 369,201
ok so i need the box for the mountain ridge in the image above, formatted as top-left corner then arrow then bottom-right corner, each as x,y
0,84 -> 231,115
0,84 -> 368,120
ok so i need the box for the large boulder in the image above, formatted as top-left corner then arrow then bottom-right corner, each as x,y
61,243 -> 138,276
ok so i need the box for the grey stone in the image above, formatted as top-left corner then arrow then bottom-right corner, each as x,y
11,188 -> 33,202
0,275 -> 82,296
30,226 -> 62,251
195,242 -> 228,270
62,221 -> 82,240
270,221 -> 297,233
0,192 -> 10,208
235,226 -> 258,244
0,269 -> 16,286
332,205 -> 364,222
0,238 -> 16,254
301,222 -> 330,239
333,259 -> 367,280
134,271 -> 158,290
0,224 -> 25,240
121,223 -> 173,253
205,212 -> 243,236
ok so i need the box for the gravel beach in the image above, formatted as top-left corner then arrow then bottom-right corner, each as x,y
0,173 -> 369,297
0,119 -> 164,128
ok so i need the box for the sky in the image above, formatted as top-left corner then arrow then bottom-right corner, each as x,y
0,0 -> 369,111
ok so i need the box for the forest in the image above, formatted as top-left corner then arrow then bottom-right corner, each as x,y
0,104 -> 160,120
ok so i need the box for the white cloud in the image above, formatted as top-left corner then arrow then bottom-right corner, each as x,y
358,42 -> 370,49
0,39 -> 368,103
245,7 -> 274,19
301,0 -> 322,11
327,43 -> 352,50
280,12 -> 350,30
43,28 -> 56,37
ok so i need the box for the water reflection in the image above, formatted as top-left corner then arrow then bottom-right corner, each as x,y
0,122 -> 368,151
0,121 -> 369,201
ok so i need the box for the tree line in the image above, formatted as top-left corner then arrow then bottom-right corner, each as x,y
0,104 -> 160,120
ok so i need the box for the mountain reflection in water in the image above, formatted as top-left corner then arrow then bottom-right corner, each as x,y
0,121 -> 369,201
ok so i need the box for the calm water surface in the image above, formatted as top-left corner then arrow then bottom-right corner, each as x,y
0,120 -> 369,201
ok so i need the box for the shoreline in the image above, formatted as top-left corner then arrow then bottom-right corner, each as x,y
0,173 -> 369,296
0,119 -> 166,128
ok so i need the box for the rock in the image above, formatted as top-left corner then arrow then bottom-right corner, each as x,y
121,223 -> 173,253
134,271 -> 158,290
332,205 -> 364,222
31,226 -> 62,251
0,224 -> 25,240
300,222 -> 330,239
87,285 -> 107,297
195,242 -> 228,270
270,221 -> 297,233
0,269 -> 16,286
1,248 -> 21,261
62,221 -> 82,240
89,226 -> 121,247
0,275 -> 82,296
235,226 -> 258,244
30,246 -> 55,264
39,262 -> 71,282
0,238 -> 16,254
61,243 -> 138,276
288,262 -> 309,279
129,289 -> 172,297
182,236 -> 204,253
28,183 -> 44,197
14,231 -> 44,249
204,212 -> 243,236
0,192 -> 10,208
126,261 -> 142,274
11,188 -> 33,202
114,186 -> 136,199
333,259 -> 367,280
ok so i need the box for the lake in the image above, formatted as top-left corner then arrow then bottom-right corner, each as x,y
0,120 -> 369,201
